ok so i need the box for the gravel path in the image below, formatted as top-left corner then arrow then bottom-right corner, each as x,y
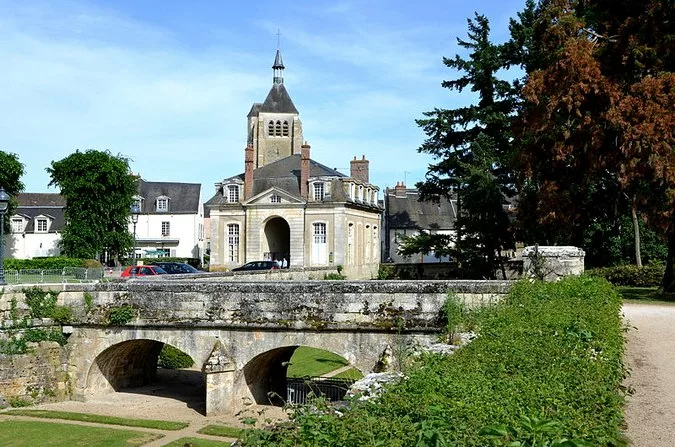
622,302 -> 675,447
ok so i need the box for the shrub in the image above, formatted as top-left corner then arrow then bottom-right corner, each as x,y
240,277 -> 627,447
22,287 -> 59,319
5,257 -> 87,270
323,272 -> 346,280
377,264 -> 395,279
158,344 -> 195,369
587,262 -> 664,287
107,305 -> 135,325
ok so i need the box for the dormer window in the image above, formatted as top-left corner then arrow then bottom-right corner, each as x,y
11,218 -> 23,233
36,218 -> 48,233
314,182 -> 325,201
271,195 -> 281,203
156,197 -> 169,212
358,185 -> 364,201
228,185 -> 239,203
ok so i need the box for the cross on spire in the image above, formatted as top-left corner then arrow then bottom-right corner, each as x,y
272,30 -> 285,85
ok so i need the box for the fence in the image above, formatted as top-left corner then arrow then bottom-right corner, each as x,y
286,377 -> 356,405
1,267 -> 104,285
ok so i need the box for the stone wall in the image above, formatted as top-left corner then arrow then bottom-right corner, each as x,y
522,246 -> 585,281
0,341 -> 69,407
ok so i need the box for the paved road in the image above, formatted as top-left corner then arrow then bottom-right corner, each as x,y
623,302 -> 675,447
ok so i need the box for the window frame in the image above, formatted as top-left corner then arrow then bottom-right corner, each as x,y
36,218 -> 48,233
227,223 -> 240,263
11,218 -> 23,233
227,185 -> 240,203
156,197 -> 169,212
161,221 -> 170,237
313,182 -> 325,201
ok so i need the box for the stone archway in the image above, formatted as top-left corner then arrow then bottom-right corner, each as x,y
263,217 -> 290,264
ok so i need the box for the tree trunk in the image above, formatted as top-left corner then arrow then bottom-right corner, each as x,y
631,195 -> 642,267
663,221 -> 675,293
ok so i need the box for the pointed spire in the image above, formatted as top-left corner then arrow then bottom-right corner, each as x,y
273,30 -> 285,85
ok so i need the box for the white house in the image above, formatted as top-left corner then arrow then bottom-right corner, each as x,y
6,193 -> 65,259
130,179 -> 204,262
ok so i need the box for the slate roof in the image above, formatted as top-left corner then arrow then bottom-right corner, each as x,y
15,193 -> 66,232
205,154 -> 350,206
259,83 -> 299,114
138,179 -> 201,214
386,189 -> 456,230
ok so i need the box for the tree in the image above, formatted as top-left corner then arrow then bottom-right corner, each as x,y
47,150 -> 138,260
416,13 -> 516,277
396,231 -> 454,262
0,151 -> 25,234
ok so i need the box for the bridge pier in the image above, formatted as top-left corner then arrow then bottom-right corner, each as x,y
205,369 -> 237,416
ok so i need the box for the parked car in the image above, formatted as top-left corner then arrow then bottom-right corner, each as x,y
231,261 -> 280,272
120,265 -> 168,277
149,261 -> 200,274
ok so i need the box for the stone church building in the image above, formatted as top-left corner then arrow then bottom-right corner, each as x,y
206,50 -> 382,278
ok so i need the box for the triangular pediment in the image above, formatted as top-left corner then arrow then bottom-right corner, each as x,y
243,187 -> 304,206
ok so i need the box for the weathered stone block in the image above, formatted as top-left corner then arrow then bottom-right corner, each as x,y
522,246 -> 585,281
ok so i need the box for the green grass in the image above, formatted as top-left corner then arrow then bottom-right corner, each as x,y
618,286 -> 675,302
4,409 -> 188,430
331,367 -> 364,380
163,437 -> 232,446
0,419 -> 161,446
287,346 -> 351,377
198,424 -> 246,438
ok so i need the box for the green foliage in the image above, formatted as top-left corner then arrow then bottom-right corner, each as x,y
83,292 -> 94,314
198,424 -> 246,438
8,398 -> 32,408
22,287 -> 59,319
50,305 -> 73,324
47,149 -> 138,260
442,294 -> 469,344
107,305 -> 135,325
0,150 -> 25,233
377,264 -> 395,279
323,272 -> 346,280
240,277 -> 626,446
587,263 -> 665,287
396,232 -> 453,261
158,344 -> 195,369
5,257 -> 95,270
4,409 -> 188,430
22,327 -> 67,346
287,346 -> 351,378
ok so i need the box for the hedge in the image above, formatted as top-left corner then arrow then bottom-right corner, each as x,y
4,257 -> 100,270
587,263 -> 664,287
240,276 -> 627,447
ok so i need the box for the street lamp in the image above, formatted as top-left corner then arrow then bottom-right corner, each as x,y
0,187 -> 10,286
131,204 -> 140,266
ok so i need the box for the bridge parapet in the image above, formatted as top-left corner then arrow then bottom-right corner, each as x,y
1,280 -> 512,331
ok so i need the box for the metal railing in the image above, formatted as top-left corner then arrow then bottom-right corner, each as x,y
0,267 -> 104,285
286,377 -> 355,404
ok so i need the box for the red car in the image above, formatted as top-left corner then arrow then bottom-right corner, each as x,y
120,265 -> 167,277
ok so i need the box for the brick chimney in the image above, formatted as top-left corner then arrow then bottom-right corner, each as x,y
394,181 -> 407,198
300,142 -> 310,199
244,144 -> 254,200
350,155 -> 370,183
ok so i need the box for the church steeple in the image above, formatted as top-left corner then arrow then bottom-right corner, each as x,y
272,48 -> 285,85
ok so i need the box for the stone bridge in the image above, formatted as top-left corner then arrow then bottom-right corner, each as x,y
0,279 -> 511,415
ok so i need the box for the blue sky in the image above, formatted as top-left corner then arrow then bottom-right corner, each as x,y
1,0 -> 525,198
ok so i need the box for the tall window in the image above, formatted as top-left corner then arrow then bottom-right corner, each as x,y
157,198 -> 168,212
275,120 -> 282,136
282,121 -> 289,136
11,219 -> 23,233
365,225 -> 371,263
36,218 -> 48,233
268,120 -> 274,135
161,221 -> 170,237
228,185 -> 239,203
312,222 -> 327,264
228,224 -> 239,262
314,182 -> 325,201
347,223 -> 354,265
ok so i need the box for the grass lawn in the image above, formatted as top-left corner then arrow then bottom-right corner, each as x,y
0,419 -> 161,446
331,367 -> 363,380
4,409 -> 188,430
287,346 -> 351,377
163,437 -> 231,446
618,286 -> 675,302
198,424 -> 245,438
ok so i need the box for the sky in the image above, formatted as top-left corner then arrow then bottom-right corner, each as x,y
1,0 -> 526,199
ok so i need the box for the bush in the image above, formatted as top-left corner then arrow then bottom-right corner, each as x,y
240,277 -> 627,447
5,257 -> 89,270
158,344 -> 195,369
587,262 -> 664,287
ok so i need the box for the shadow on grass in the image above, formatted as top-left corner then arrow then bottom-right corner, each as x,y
619,286 -> 675,303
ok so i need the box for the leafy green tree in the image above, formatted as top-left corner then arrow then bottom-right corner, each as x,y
396,231 -> 453,262
47,150 -> 138,260
416,13 -> 516,278
0,151 -> 25,233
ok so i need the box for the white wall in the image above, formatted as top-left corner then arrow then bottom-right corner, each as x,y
5,233 -> 61,259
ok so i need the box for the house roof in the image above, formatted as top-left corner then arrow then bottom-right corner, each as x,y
259,83 -> 299,114
15,193 -> 66,232
138,179 -> 201,214
386,190 -> 456,230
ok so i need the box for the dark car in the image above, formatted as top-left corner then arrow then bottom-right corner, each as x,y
149,261 -> 200,274
231,261 -> 280,272
120,265 -> 167,277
